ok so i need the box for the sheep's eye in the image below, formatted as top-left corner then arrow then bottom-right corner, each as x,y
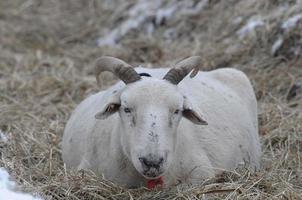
124,108 -> 131,113
174,109 -> 180,114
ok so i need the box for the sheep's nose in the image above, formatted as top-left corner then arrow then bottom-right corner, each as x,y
139,157 -> 164,171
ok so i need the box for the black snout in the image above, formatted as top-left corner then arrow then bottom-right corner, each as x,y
139,156 -> 164,171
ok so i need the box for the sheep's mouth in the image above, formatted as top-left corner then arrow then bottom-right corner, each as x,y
141,168 -> 164,180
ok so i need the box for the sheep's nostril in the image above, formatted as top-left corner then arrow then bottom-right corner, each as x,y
139,157 -> 164,170
159,158 -> 164,165
139,157 -> 148,168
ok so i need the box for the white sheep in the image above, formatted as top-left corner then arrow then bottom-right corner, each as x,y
62,56 -> 261,188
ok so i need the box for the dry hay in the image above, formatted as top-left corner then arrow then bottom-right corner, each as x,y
0,0 -> 301,199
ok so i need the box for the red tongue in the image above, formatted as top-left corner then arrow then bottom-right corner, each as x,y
147,177 -> 164,189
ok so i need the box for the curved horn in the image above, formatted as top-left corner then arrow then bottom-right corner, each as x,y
163,56 -> 202,85
95,56 -> 141,84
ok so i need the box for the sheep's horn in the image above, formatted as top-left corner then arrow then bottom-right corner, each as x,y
95,56 -> 141,84
163,56 -> 202,85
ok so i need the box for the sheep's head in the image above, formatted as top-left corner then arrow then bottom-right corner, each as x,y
94,56 -> 207,179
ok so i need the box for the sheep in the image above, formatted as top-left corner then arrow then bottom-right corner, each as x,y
62,56 -> 261,188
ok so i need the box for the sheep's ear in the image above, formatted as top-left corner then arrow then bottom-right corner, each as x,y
183,97 -> 208,125
95,103 -> 120,120
95,92 -> 121,120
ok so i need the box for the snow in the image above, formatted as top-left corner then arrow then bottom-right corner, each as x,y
271,37 -> 284,56
97,0 -> 208,46
0,130 -> 8,143
179,0 -> 208,16
0,168 -> 42,200
282,14 -> 302,30
97,0 -> 162,46
155,5 -> 177,25
271,13 -> 302,55
237,17 -> 264,38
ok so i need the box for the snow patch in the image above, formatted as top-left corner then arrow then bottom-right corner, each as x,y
237,17 -> 264,38
155,5 -> 177,25
0,168 -> 42,200
271,37 -> 284,56
0,130 -> 8,143
178,0 -> 208,16
282,14 -> 302,30
97,0 -> 208,46
97,0 -> 162,46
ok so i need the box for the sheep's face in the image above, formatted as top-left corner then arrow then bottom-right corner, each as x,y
95,78 -> 207,179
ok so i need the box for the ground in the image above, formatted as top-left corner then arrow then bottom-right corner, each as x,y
0,0 -> 301,199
